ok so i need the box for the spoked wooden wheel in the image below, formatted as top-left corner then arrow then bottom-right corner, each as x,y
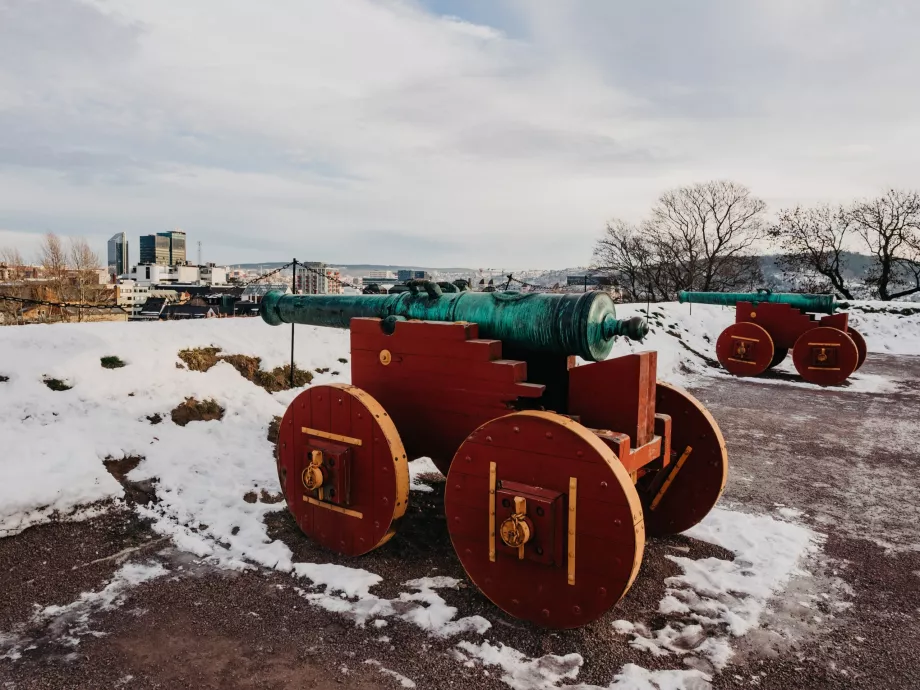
716,322 -> 775,377
640,382 -> 728,537
792,327 -> 859,386
276,384 -> 409,556
767,347 -> 788,370
847,327 -> 868,370
445,411 -> 644,629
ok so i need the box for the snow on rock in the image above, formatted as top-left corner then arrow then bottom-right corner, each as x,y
455,640 -> 583,690
408,456 -> 442,493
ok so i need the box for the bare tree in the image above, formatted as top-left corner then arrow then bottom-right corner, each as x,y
846,189 -> 920,300
0,246 -> 27,324
770,205 -> 855,299
38,233 -> 69,320
592,220 -> 658,301
646,181 -> 767,293
69,237 -> 102,321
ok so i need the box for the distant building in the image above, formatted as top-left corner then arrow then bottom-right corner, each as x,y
139,229 -> 187,265
295,262 -> 328,294
367,270 -> 395,280
199,264 -> 227,285
139,235 -> 170,265
159,229 -> 187,265
107,233 -> 129,277
114,280 -> 150,318
397,269 -> 430,282
326,268 -> 343,295
241,283 -> 290,303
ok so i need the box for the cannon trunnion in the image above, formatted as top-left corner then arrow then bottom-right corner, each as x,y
267,289 -> 727,629
679,290 -> 867,386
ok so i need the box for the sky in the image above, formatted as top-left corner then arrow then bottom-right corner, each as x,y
1,0 -> 919,269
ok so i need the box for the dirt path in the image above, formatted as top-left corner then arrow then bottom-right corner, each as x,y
1,353 -> 918,689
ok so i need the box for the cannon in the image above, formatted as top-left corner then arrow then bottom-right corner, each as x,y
264,283 -> 728,629
678,289 -> 867,386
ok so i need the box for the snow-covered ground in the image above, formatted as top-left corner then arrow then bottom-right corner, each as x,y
1,301 -> 918,688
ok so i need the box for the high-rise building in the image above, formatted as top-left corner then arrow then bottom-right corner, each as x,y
138,229 -> 187,265
139,234 -> 170,264
107,232 -> 129,276
295,262 -> 328,294
159,229 -> 186,265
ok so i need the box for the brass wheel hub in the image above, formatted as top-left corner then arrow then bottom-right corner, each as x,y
498,496 -> 532,558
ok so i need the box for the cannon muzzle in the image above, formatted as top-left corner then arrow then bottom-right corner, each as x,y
678,289 -> 842,315
261,288 -> 647,362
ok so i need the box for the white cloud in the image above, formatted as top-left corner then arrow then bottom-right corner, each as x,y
0,0 -> 918,267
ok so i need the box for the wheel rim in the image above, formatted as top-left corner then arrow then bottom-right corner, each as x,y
792,327 -> 859,386
445,411 -> 644,629
847,327 -> 868,370
641,382 -> 728,536
716,322 -> 775,377
277,383 -> 409,555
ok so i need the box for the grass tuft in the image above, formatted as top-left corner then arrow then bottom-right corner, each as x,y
100,355 -> 126,369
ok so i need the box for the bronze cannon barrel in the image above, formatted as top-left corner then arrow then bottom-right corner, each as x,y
260,285 -> 647,362
678,290 -> 845,315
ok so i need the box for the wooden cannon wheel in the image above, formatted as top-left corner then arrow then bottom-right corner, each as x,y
445,411 -> 644,629
847,327 -> 868,370
715,322 -> 775,377
276,383 -> 409,556
792,327 -> 859,386
640,382 -> 728,536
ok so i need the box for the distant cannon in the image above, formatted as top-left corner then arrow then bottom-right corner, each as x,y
262,284 -> 728,629
678,289 -> 866,386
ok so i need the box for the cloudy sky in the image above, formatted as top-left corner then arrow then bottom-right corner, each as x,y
1,0 -> 918,268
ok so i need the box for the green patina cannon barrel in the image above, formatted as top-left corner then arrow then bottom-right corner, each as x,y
261,286 -> 647,361
678,290 -> 845,315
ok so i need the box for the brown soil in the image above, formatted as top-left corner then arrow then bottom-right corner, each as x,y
170,397 -> 225,426
178,347 -> 313,392
103,455 -> 159,505
267,415 -> 282,444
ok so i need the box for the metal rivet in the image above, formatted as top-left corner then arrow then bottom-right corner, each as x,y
511,599 -> 520,606
600,481 -> 608,488
465,455 -> 472,463
546,432 -> 553,439
542,609 -> 550,618
598,587 -> 607,597
513,426 -> 520,433
572,605 -> 581,615
486,436 -> 493,443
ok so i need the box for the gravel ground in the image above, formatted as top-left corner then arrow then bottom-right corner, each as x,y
1,353 -> 918,689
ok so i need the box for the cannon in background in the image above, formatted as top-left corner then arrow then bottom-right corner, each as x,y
678,289 -> 867,386
262,283 -> 728,629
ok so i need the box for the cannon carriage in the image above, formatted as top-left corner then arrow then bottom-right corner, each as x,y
263,282 -> 728,629
679,289 -> 867,386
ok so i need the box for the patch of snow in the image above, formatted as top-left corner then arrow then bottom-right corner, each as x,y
456,640 -> 582,690
0,561 -> 167,659
408,456 -> 441,493
364,659 -> 417,688
574,663 -> 711,690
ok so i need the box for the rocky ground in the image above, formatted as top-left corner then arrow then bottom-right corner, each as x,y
1,353 -> 918,690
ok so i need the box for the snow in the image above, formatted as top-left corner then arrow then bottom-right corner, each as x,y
0,305 -> 900,687
364,659 -> 417,688
408,456 -> 441,493
0,561 -> 167,658
455,641 -> 582,690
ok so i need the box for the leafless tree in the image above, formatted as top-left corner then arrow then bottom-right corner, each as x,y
646,180 -> 767,293
592,220 -> 660,301
846,189 -> 920,300
770,205 -> 855,299
593,181 -> 766,301
69,237 -> 103,321
0,246 -> 27,324
38,233 -> 69,320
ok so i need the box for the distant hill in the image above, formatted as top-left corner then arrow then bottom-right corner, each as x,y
230,262 -> 477,273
